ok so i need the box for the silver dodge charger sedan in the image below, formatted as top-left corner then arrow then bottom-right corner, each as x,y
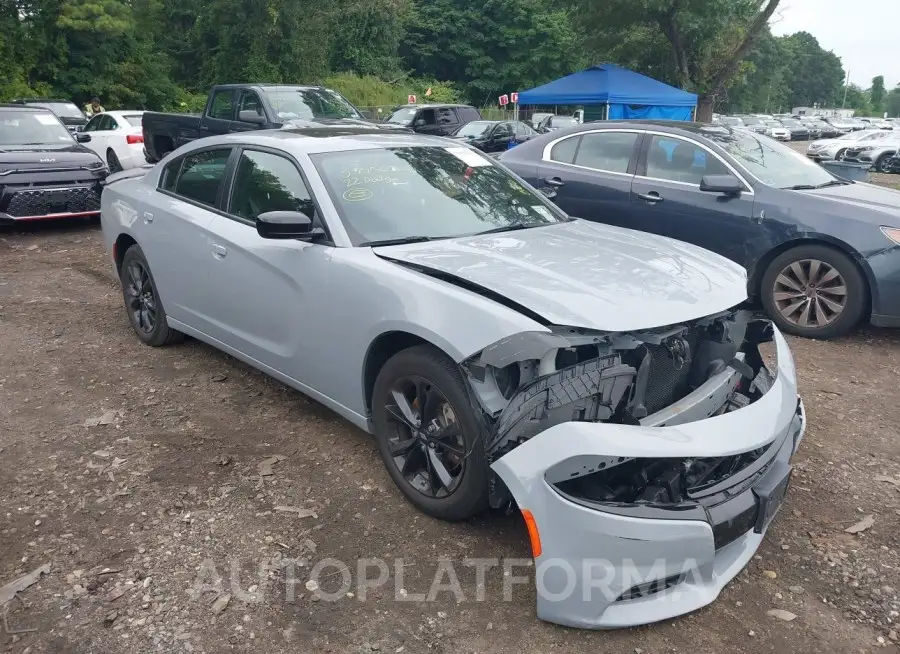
100,129 -> 805,629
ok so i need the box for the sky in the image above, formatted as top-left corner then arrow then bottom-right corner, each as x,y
771,0 -> 900,90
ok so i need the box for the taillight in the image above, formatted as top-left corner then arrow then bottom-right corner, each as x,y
126,134 -> 144,145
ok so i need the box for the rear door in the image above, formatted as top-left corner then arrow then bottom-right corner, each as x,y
536,129 -> 642,229
145,146 -> 235,331
630,133 -> 757,266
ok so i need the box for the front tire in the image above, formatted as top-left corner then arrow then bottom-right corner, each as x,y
371,345 -> 489,521
119,245 -> 183,346
761,244 -> 867,339
875,153 -> 892,173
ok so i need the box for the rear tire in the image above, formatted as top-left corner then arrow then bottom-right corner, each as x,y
875,153 -> 892,173
371,345 -> 489,521
835,148 -> 847,161
761,244 -> 867,339
119,245 -> 183,346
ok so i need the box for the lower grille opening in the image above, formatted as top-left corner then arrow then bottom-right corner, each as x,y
6,186 -> 100,217
616,573 -> 685,602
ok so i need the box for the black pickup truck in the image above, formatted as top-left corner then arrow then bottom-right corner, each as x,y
142,84 -> 400,162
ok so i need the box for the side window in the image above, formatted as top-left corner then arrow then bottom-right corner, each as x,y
574,132 -> 639,173
645,135 -> 730,185
418,109 -> 436,125
106,116 -> 120,130
84,116 -> 102,132
237,90 -> 263,120
160,158 -> 181,191
459,107 -> 480,122
208,90 -> 234,121
549,136 -> 580,164
436,108 -> 458,125
494,123 -> 513,138
172,149 -> 231,206
229,150 -> 313,223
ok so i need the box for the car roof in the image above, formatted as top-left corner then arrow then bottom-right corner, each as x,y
0,104 -> 52,112
9,98 -> 74,103
538,120 -> 742,139
202,128 -> 462,155
394,104 -> 474,109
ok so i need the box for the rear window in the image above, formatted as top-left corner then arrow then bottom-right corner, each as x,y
120,114 -> 143,127
457,106 -> 481,122
164,148 -> 231,206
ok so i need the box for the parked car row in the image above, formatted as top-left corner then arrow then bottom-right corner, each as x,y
98,125 -> 808,630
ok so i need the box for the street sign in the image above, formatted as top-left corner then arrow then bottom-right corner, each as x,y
408,94 -> 417,104
499,94 -> 509,106
510,92 -> 519,104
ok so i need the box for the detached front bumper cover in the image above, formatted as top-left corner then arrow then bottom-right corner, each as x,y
491,328 -> 805,629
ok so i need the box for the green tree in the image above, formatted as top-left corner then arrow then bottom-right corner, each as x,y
870,76 -> 886,115
401,0 -> 583,105
569,0 -> 782,120
887,87 -> 900,118
779,32 -> 844,109
842,84 -> 871,116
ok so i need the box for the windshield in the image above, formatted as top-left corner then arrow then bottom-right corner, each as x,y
742,117 -> 762,125
549,116 -> 578,128
311,146 -> 568,245
387,107 -> 418,125
262,87 -> 361,121
26,102 -> 84,119
120,114 -> 143,127
764,121 -> 782,127
704,129 -> 836,189
780,119 -> 801,127
719,117 -> 743,126
0,110 -> 74,145
455,121 -> 494,138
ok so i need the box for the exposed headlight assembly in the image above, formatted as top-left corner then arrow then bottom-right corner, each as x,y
881,226 -> 900,245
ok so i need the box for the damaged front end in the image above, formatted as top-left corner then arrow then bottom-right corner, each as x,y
463,308 -> 806,628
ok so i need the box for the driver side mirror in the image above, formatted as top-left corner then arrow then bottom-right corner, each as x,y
75,133 -> 91,143
700,174 -> 743,196
238,110 -> 266,125
257,210 -> 324,241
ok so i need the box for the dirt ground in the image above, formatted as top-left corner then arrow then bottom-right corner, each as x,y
1,162 -> 900,653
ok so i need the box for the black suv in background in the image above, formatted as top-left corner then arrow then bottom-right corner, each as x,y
10,98 -> 88,133
385,104 -> 482,136
0,105 -> 106,224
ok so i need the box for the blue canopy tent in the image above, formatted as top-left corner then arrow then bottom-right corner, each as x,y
517,64 -> 697,121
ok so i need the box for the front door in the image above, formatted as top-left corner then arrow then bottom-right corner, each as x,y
536,130 -> 642,229
630,134 -> 757,268
201,148 -> 334,387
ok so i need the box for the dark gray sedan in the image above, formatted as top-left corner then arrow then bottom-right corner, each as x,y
499,121 -> 900,339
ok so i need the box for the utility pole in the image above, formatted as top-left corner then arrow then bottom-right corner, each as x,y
841,69 -> 851,109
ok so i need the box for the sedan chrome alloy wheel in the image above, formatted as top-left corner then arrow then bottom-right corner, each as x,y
773,258 -> 847,329
125,260 -> 157,334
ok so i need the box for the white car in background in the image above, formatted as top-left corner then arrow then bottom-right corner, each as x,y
81,111 -> 145,172
762,120 -> 791,141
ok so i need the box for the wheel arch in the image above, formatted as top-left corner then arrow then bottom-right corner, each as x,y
112,233 -> 138,274
362,331 -> 459,416
749,236 -> 874,317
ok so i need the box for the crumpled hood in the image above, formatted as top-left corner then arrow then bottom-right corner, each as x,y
374,220 -> 747,332
796,182 -> 900,223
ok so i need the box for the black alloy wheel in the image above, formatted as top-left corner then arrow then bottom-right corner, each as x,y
384,375 -> 466,499
119,245 -> 183,346
372,345 -> 489,521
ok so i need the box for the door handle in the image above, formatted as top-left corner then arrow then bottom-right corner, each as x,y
544,176 -> 565,187
211,243 -> 227,258
636,192 -> 663,204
